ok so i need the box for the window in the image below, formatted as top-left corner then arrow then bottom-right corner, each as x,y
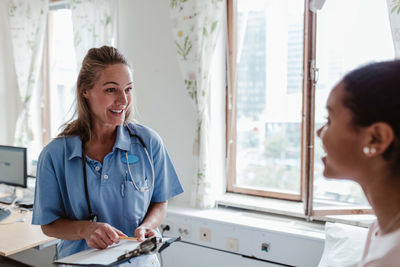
227,0 -> 394,216
312,0 -> 394,214
42,4 -> 76,145
228,0 -> 304,201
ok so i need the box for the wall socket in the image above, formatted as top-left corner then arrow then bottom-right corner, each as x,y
226,237 -> 239,252
199,227 -> 211,242
160,220 -> 173,236
178,224 -> 191,238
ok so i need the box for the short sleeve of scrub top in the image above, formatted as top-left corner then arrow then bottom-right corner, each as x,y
32,123 -> 183,259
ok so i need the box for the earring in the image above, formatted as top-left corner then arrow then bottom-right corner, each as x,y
363,147 -> 376,155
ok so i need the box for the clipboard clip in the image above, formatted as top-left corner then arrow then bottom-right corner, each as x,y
117,236 -> 162,261
158,236 -> 181,253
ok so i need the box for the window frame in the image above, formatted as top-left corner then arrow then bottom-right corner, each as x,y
41,11 -> 52,147
226,0 -> 373,217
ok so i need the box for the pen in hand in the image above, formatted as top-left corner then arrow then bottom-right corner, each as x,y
119,236 -> 138,241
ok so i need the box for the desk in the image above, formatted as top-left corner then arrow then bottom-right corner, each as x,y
0,204 -> 56,256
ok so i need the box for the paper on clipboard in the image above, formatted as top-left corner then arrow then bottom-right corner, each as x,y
54,239 -> 141,266
54,237 -> 179,266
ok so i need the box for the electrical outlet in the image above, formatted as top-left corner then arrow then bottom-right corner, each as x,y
160,220 -> 173,236
178,224 -> 191,238
261,242 -> 270,253
226,237 -> 239,252
199,227 -> 211,242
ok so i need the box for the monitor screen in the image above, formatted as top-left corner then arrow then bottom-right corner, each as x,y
0,145 -> 27,188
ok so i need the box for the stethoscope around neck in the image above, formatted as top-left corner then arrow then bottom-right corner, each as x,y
81,126 -> 155,222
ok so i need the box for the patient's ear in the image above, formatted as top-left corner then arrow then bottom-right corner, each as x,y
364,122 -> 394,156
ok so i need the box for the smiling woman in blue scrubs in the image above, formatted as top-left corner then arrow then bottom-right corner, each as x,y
32,46 -> 183,266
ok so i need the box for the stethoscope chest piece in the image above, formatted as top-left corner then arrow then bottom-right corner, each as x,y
90,214 -> 98,222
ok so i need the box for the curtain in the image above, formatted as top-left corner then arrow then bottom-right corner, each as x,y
387,0 -> 400,57
169,0 -> 226,208
7,0 -> 48,160
68,0 -> 117,67
0,0 -> 19,145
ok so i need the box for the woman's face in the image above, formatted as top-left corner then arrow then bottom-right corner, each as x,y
83,64 -> 133,129
316,82 -> 367,180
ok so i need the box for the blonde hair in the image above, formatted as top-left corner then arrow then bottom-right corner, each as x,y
59,46 -> 133,143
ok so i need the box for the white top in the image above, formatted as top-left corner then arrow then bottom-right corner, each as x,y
360,221 -> 400,267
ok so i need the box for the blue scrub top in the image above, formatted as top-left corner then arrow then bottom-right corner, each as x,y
32,123 -> 183,259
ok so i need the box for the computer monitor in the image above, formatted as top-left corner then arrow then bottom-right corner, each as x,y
0,145 -> 27,204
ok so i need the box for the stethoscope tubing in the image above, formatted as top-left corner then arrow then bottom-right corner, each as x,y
125,126 -> 155,192
125,146 -> 154,192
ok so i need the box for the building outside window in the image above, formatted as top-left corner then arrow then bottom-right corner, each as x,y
227,0 -> 394,216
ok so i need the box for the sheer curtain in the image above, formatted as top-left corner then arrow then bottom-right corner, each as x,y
0,0 -> 19,145
68,0 -> 117,67
169,0 -> 227,208
387,0 -> 400,57
7,0 -> 48,169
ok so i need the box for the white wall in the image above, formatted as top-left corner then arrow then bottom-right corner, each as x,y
117,0 -> 197,204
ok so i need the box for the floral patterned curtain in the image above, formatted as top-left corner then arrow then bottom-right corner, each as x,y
0,0 -> 19,145
68,0 -> 117,67
169,0 -> 226,208
7,0 -> 48,148
387,0 -> 400,57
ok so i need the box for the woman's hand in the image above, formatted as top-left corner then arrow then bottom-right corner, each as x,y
133,201 -> 168,242
134,225 -> 158,242
41,218 -> 127,250
82,222 -> 126,249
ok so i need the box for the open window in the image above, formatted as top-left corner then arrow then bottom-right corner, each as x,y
227,0 -> 394,217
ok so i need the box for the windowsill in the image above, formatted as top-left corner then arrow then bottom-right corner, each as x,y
215,192 -> 376,228
216,192 -> 305,218
167,202 -> 326,241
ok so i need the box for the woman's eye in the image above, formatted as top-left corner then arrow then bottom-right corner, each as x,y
105,88 -> 116,93
125,87 -> 132,93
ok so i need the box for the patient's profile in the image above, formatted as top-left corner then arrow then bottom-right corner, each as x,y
317,60 -> 400,266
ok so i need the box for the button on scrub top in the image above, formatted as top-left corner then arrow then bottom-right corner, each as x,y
32,123 -> 184,259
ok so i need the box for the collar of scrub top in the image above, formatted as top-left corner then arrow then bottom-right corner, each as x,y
67,125 -> 132,160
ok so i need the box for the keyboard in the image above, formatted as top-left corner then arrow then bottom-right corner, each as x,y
0,206 -> 11,222
0,194 -> 17,205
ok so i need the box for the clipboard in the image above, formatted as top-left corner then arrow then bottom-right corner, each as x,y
54,236 -> 181,266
